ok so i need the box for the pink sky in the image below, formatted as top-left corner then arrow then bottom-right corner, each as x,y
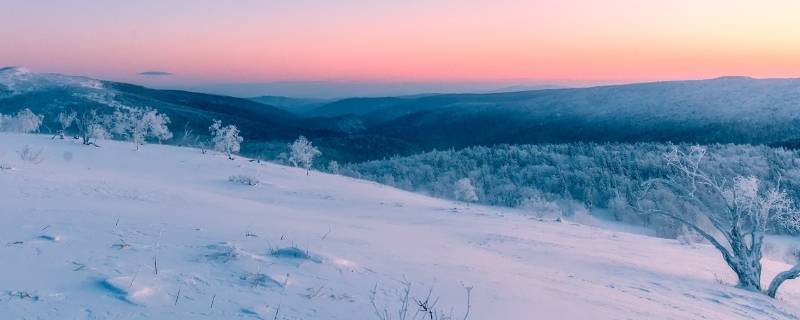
1,0 -> 799,85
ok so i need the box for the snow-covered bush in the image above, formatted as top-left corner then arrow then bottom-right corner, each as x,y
328,160 -> 340,175
370,281 -> 472,320
0,108 -> 44,133
454,178 -> 478,203
112,107 -> 172,150
176,123 -> 201,147
75,110 -> 111,146
228,174 -> 259,186
17,145 -> 44,164
209,120 -> 243,160
519,194 -> 562,218
633,145 -> 800,297
289,136 -> 321,175
54,111 -> 77,139
13,108 -> 44,133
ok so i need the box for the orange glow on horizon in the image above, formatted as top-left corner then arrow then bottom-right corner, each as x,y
1,0 -> 799,84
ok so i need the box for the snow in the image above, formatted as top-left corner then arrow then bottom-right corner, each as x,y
1,133 -> 800,319
0,67 -> 106,96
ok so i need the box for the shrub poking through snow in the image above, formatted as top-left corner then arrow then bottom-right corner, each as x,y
240,272 -> 282,288
369,281 -> 473,320
228,174 -> 259,186
7,291 -> 40,301
205,242 -> 242,263
17,144 -> 44,164
269,246 -> 322,263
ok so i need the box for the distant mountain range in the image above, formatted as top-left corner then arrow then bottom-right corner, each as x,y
4,67 -> 800,162
303,76 -> 800,149
248,96 -> 331,114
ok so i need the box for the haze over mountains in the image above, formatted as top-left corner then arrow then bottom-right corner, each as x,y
171,81 -> 566,99
3,67 -> 800,162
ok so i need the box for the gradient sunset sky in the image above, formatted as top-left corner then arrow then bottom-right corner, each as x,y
2,0 -> 799,86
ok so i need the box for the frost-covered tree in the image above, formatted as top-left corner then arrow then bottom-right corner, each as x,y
209,119 -> 243,160
634,146 -> 800,297
75,110 -> 110,146
1,108 -> 44,133
53,111 -> 77,139
15,108 -> 44,133
289,136 -> 321,175
112,107 -> 172,150
454,178 -> 479,203
328,160 -> 340,175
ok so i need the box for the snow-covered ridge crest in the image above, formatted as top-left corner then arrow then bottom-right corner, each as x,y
0,66 -> 108,96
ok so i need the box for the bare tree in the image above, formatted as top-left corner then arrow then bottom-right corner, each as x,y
633,146 -> 800,297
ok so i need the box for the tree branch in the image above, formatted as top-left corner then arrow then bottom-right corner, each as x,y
767,264 -> 800,298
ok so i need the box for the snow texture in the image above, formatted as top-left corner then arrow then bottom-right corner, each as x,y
1,133 -> 800,319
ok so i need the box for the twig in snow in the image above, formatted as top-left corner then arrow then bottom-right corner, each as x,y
461,284 -> 473,320
129,265 -> 142,289
112,239 -> 131,250
210,294 -> 216,309
321,227 -> 332,240
282,273 -> 291,288
273,303 -> 281,320
72,262 -> 86,271
153,228 -> 164,275
174,287 -> 181,306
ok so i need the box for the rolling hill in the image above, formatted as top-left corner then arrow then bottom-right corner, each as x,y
2,133 -> 800,319
0,67 -> 312,141
308,77 -> 800,149
6,68 -> 800,163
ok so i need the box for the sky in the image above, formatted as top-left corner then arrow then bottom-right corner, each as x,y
1,0 -> 800,96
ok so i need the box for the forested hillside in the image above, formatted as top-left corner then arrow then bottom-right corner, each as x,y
342,143 -> 800,236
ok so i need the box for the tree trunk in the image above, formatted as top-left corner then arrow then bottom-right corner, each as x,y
732,265 -> 762,291
725,232 -> 763,291
767,265 -> 800,298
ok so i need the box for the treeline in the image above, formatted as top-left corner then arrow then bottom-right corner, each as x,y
341,143 -> 800,236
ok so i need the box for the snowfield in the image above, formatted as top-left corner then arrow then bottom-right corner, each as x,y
2,133 -> 800,319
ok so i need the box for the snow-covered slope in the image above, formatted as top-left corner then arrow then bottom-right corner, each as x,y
0,67 -> 106,96
1,133 -> 800,319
